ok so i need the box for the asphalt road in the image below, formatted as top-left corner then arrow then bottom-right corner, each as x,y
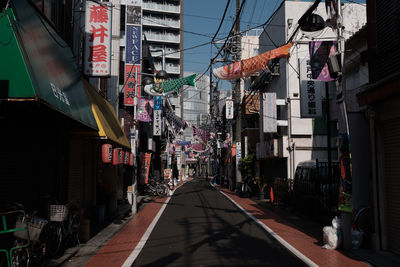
132,177 -> 307,267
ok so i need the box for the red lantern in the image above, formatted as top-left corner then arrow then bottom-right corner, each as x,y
124,152 -> 130,165
112,148 -> 119,165
101,144 -> 112,163
119,150 -> 124,165
129,153 -> 134,166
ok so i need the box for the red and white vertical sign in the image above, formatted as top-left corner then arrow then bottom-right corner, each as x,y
124,64 -> 141,106
84,1 -> 112,76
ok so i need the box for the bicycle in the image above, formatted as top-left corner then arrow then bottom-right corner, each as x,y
0,204 -> 48,267
352,206 -> 373,249
45,201 -> 80,258
143,179 -> 170,197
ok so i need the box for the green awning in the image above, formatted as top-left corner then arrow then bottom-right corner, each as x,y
0,1 -> 97,130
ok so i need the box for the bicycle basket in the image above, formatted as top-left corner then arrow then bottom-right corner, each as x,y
49,205 -> 68,222
14,216 -> 48,242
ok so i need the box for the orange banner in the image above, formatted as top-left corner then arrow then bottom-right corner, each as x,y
139,153 -> 151,184
213,43 -> 293,80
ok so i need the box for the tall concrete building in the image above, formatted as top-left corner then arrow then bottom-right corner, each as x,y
142,0 -> 184,79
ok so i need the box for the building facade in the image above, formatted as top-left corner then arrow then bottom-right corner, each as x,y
142,0 -> 183,79
259,0 -> 366,180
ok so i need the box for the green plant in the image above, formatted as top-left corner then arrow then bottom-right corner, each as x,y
255,175 -> 269,194
239,153 -> 255,178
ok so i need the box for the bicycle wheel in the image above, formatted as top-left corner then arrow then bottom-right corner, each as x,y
11,240 -> 30,267
65,213 -> 80,248
45,222 -> 62,258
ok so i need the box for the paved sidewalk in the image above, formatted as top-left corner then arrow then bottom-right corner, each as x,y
82,178 -> 192,267
216,186 -> 370,267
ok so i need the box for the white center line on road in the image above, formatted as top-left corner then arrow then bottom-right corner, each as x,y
122,182 -> 186,267
217,187 -> 319,267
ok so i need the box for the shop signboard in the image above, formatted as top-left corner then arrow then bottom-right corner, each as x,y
84,0 -> 112,76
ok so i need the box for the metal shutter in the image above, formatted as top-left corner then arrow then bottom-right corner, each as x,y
383,118 -> 400,254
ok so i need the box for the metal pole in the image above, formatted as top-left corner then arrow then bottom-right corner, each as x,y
325,82 -> 332,185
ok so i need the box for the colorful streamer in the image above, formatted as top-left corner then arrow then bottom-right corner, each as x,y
144,74 -> 196,96
213,43 -> 293,80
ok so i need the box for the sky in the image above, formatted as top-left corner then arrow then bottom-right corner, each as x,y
183,0 -> 283,83
182,0 -> 365,88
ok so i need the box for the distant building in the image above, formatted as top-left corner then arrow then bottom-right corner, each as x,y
182,72 -> 210,141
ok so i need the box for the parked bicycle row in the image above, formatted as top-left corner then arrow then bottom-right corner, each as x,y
0,201 -> 80,267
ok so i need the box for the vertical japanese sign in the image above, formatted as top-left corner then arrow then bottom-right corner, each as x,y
125,1 -> 142,106
263,93 -> 277,133
236,142 -> 241,167
124,64 -> 141,106
226,99 -> 234,119
153,96 -> 162,136
299,59 -> 323,118
84,1 -> 111,76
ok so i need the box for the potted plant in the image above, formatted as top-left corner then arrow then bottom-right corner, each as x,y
255,175 -> 269,200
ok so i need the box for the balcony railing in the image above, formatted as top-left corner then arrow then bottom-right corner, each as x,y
143,2 -> 180,13
154,63 -> 180,74
145,32 -> 180,43
142,16 -> 180,28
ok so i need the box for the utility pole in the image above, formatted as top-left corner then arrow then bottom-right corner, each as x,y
233,0 -> 242,188
210,59 -> 215,178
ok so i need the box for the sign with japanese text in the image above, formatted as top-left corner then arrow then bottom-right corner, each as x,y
84,1 -> 111,76
236,142 -> 241,167
124,64 -> 141,106
126,25 -> 141,65
153,96 -> 162,136
226,99 -> 234,119
299,59 -> 323,118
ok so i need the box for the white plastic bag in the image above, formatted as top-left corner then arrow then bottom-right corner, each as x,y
322,216 -> 342,249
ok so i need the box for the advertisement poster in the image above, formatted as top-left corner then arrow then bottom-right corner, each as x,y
140,153 -> 151,184
84,1 -> 112,76
137,97 -> 153,122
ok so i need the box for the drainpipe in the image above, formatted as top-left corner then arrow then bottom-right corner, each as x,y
368,108 -> 382,250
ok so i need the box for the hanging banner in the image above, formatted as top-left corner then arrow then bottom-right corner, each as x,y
226,99 -> 234,119
84,1 -> 112,76
192,126 -> 210,144
299,59 -> 323,118
263,93 -> 277,133
163,107 -> 187,134
137,97 -> 153,122
213,43 -> 292,80
126,25 -> 141,65
124,64 -> 141,106
144,74 -> 196,96
139,152 -> 151,184
309,41 -> 337,82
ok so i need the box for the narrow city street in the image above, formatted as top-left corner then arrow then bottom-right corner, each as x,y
131,177 -> 306,267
